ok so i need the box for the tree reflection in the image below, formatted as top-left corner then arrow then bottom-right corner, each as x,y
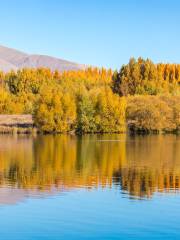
0,134 -> 179,199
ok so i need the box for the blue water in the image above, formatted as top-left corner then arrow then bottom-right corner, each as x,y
0,189 -> 180,239
0,134 -> 179,239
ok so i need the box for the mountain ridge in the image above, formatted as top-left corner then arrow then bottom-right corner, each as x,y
0,45 -> 85,72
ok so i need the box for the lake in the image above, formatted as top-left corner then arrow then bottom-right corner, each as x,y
0,134 -> 180,239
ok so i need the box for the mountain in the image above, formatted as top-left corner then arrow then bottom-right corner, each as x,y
0,59 -> 17,72
0,45 -> 85,72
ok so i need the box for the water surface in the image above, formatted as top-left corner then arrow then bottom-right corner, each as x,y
0,134 -> 180,239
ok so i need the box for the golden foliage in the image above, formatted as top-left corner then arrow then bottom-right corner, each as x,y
0,59 -> 179,133
112,58 -> 180,96
127,95 -> 180,132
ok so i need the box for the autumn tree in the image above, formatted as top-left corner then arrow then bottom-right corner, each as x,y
112,58 -> 180,96
34,85 -> 76,132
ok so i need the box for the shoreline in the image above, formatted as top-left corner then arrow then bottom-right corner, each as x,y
0,114 -> 179,135
0,127 -> 179,135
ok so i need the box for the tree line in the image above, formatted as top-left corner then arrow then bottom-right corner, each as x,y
0,58 -> 180,133
112,57 -> 180,96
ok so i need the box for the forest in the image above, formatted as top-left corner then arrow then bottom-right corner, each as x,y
0,57 -> 180,133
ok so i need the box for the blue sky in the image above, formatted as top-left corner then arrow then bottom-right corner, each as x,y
1,0 -> 180,69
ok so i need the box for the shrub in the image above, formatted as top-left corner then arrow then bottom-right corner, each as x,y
126,96 -> 179,133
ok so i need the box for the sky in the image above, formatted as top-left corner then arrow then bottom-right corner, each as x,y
1,0 -> 180,69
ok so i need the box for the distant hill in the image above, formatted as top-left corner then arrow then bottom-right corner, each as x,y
0,58 -> 17,72
0,45 -> 85,72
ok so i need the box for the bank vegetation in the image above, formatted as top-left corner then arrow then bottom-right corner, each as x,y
0,57 -> 179,134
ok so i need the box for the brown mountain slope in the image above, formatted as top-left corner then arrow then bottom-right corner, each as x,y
0,45 -> 85,72
0,58 -> 17,72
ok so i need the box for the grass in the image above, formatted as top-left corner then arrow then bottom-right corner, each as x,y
0,115 -> 37,134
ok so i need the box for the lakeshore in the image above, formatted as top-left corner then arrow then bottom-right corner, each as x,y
0,114 -> 179,135
0,115 -> 36,134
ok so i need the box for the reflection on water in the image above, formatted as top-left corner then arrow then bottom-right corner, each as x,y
0,134 -> 180,204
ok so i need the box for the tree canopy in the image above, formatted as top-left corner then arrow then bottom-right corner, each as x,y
0,58 -> 179,134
